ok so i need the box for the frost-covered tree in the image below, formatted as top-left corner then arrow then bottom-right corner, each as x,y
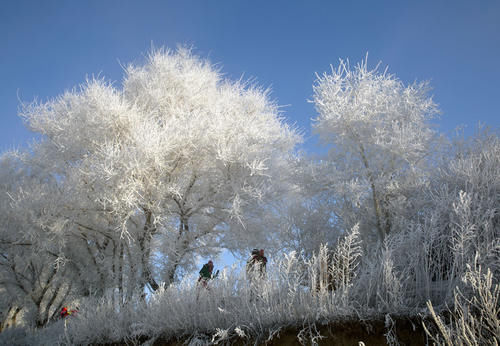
0,153 -> 80,329
16,47 -> 300,299
312,56 -> 440,242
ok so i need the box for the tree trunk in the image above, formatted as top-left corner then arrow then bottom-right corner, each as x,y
358,143 -> 388,241
164,215 -> 190,285
48,280 -> 72,322
139,209 -> 159,293
118,242 -> 124,304
33,265 -> 58,327
125,243 -> 136,302
1,306 -> 22,330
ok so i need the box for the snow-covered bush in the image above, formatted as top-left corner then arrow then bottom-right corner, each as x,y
424,255 -> 500,345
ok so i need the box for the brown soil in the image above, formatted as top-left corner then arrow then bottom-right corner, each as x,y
264,319 -> 428,346
125,317 -> 429,346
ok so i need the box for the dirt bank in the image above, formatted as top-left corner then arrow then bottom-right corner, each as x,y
108,317 -> 429,345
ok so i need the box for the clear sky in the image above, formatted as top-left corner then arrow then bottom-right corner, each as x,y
1,0 -> 499,154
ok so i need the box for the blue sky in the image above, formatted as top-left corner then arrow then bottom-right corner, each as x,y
1,0 -> 499,154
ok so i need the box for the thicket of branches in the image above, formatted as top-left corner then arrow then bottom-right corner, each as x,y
0,50 -> 498,345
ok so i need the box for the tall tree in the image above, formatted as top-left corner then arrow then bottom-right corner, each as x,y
18,47 -> 300,295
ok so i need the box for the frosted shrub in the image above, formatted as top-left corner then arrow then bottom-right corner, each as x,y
363,129 -> 499,314
424,255 -> 500,345
62,296 -> 139,345
353,242 -> 405,314
330,224 -> 362,293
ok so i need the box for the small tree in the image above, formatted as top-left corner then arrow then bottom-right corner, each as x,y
312,56 -> 439,242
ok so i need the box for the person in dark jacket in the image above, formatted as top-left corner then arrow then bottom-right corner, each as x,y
246,249 -> 267,279
198,260 -> 218,289
246,249 -> 267,301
